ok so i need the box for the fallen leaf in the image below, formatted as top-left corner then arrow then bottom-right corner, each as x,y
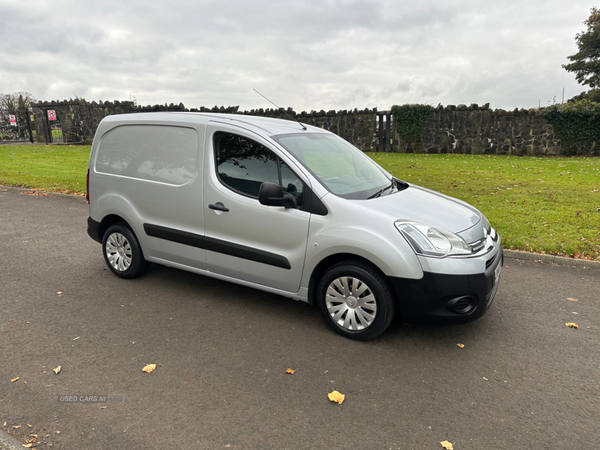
100,406 -> 107,409
328,390 -> 345,404
53,366 -> 61,375
11,377 -> 19,382
285,368 -> 295,374
27,424 -> 32,427
457,343 -> 465,349
567,298 -> 578,302
22,444 -> 32,448
57,292 -> 62,295
56,430 -> 60,434
73,337 -> 80,341
13,425 -> 21,429
3,421 -> 6,426
440,440 -> 454,450
565,323 -> 579,329
142,364 -> 156,373
483,377 -> 488,381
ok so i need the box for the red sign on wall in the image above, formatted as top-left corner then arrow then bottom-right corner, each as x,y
47,110 -> 57,121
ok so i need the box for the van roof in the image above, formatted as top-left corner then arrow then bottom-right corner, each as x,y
100,112 -> 323,136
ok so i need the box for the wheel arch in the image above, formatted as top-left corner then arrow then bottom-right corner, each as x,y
98,214 -> 129,242
307,253 -> 390,305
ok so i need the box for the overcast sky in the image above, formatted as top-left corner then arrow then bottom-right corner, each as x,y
0,0 -> 594,112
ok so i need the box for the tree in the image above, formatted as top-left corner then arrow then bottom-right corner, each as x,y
563,7 -> 600,89
0,91 -> 36,114
0,92 -> 36,141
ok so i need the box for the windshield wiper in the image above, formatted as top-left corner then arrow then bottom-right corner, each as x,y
368,179 -> 396,199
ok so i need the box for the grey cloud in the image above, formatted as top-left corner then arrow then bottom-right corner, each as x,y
0,0 -> 594,112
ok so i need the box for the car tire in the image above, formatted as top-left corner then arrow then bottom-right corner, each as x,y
102,223 -> 149,279
316,261 -> 396,340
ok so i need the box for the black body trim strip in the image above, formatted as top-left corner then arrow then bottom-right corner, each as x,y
203,237 -> 291,269
143,223 -> 291,270
144,224 -> 204,249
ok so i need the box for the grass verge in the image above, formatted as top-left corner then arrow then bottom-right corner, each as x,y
0,144 -> 89,194
367,152 -> 600,261
1,145 -> 598,260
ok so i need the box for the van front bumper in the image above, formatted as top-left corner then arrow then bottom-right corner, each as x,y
389,248 -> 503,325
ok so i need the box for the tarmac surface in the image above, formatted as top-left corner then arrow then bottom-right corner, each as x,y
1,188 -> 599,449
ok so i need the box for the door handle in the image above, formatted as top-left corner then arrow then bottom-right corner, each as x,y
209,202 -> 229,212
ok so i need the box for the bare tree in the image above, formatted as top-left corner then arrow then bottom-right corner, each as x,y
0,92 -> 36,141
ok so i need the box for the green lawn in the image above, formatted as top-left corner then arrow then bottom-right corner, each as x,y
0,144 -> 89,194
1,145 -> 598,260
367,153 -> 600,261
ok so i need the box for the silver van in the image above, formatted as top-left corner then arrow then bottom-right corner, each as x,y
86,112 -> 502,340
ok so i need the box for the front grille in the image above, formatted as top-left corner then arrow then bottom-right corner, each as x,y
486,253 -> 497,270
470,238 -> 486,253
486,277 -> 500,307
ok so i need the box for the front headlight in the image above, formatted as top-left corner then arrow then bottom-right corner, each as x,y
394,221 -> 472,257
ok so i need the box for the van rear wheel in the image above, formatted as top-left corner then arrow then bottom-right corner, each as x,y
102,223 -> 149,279
316,261 -> 395,340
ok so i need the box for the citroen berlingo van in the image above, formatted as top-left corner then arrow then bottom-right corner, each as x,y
86,112 -> 503,340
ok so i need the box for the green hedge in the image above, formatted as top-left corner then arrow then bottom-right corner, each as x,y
391,104 -> 432,146
542,100 -> 600,155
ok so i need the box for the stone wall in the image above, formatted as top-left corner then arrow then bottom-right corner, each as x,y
31,99 -> 379,151
392,103 -> 566,156
31,99 -> 597,156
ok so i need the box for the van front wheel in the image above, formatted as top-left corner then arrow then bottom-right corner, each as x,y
102,223 -> 149,279
316,261 -> 395,340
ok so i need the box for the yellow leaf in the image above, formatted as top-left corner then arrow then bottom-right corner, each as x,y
56,292 -> 62,295
565,323 -> 579,329
73,337 -> 80,341
13,425 -> 21,429
440,440 -> 454,450
53,366 -> 61,375
27,424 -> 32,428
142,364 -> 156,373
285,368 -> 295,374
567,298 -> 578,302
328,390 -> 345,404
56,430 -> 60,434
457,343 -> 465,348
483,377 -> 488,381
22,444 -> 32,448
11,377 -> 19,382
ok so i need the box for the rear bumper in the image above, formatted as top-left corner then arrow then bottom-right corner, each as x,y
87,216 -> 101,243
390,248 -> 503,325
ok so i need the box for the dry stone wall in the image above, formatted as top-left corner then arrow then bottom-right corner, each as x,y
394,104 -> 564,156
31,100 -> 380,151
31,99 -> 597,156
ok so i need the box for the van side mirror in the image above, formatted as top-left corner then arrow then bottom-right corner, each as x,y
258,182 -> 298,208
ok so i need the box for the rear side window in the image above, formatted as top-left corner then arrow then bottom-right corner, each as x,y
214,131 -> 303,206
95,125 -> 198,185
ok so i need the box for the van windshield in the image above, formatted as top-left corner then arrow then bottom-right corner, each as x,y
273,133 -> 391,199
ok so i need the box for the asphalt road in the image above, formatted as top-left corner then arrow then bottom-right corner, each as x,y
1,188 -> 599,450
